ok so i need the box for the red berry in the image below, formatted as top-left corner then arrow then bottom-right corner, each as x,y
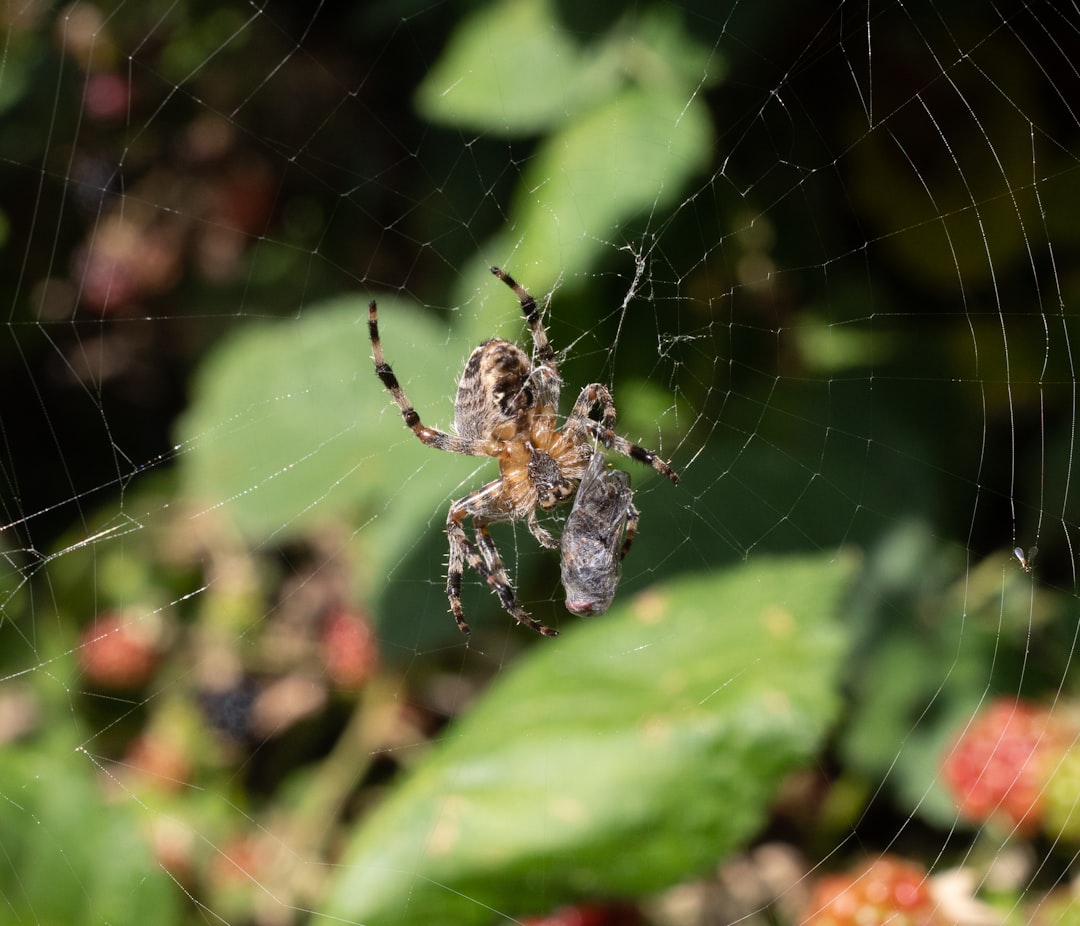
801,856 -> 938,926
124,733 -> 192,792
520,902 -> 642,926
78,611 -> 161,689
83,72 -> 131,121
940,698 -> 1071,832
320,607 -> 378,689
147,817 -> 196,887
209,834 -> 265,888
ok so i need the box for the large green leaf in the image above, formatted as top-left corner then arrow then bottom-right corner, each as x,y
415,0 -> 615,134
455,83 -> 714,347
317,552 -> 853,925
418,0 -> 715,298
505,84 -> 713,284
175,295 -> 480,547
414,0 -> 718,141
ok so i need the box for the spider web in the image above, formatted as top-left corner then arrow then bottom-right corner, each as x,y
2,0 -> 1079,923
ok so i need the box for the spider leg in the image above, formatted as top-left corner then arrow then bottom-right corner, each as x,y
567,383 -> 618,430
526,510 -> 559,550
620,500 -> 641,561
445,532 -> 473,637
567,383 -> 680,485
490,267 -> 555,368
585,421 -> 680,485
446,483 -> 559,637
474,520 -> 558,636
369,300 -> 503,457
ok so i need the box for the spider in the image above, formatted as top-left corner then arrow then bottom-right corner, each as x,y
368,266 -> 679,637
560,448 -> 639,616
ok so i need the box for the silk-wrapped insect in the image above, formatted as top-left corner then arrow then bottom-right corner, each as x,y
560,450 -> 640,615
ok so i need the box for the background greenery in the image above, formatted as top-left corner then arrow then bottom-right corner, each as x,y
1,0 -> 1078,923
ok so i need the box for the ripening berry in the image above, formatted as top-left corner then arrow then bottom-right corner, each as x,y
83,72 -> 131,121
800,855 -> 939,926
320,606 -> 378,689
520,902 -> 643,926
939,698 -> 1071,832
123,733 -> 192,792
78,611 -> 162,689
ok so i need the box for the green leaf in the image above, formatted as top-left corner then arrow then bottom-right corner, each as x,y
415,0 -> 617,134
0,742 -> 181,925
508,85 -> 713,280
175,295 -> 479,547
0,27 -> 40,118
414,0 -> 720,139
316,552 -> 854,925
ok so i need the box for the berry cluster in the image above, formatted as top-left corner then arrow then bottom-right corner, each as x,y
939,697 -> 1078,836
800,856 -> 939,926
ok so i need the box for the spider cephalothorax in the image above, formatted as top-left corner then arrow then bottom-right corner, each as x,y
369,266 -> 678,636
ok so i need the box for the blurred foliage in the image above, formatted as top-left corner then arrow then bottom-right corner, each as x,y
318,554 -> 853,924
2,0 -> 1080,925
416,0 -> 715,288
0,739 -> 183,925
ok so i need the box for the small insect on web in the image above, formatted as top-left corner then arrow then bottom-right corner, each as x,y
561,449 -> 639,615
368,266 -> 679,637
1014,545 -> 1037,573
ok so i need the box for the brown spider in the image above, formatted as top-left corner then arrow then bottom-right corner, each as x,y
368,266 -> 679,637
560,449 -> 639,616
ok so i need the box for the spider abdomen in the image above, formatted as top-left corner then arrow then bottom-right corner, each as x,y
455,338 -> 535,440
